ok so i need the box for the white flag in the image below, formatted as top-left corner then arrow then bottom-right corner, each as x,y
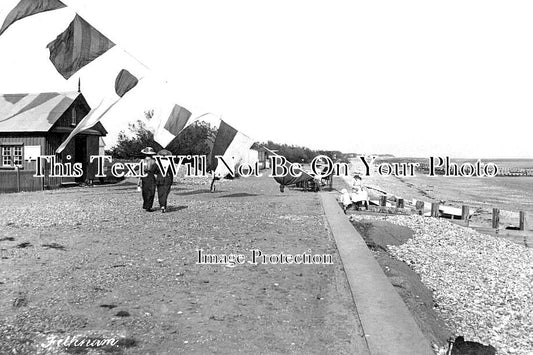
56,97 -> 119,154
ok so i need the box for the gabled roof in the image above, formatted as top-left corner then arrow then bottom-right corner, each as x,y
0,92 -> 81,132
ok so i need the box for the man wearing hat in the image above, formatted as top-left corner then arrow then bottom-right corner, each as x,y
138,147 -> 158,211
156,149 -> 174,213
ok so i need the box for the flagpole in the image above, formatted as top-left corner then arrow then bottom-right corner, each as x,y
120,48 -> 150,72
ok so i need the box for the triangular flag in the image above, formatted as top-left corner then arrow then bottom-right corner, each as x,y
153,103 -> 192,148
115,69 -> 139,97
0,0 -> 65,36
47,14 -> 115,79
211,120 -> 254,177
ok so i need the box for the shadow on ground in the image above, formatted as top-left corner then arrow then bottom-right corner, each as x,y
218,193 -> 259,198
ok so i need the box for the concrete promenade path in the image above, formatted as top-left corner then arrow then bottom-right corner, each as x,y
321,192 -> 434,355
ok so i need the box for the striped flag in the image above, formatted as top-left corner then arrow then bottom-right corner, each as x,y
47,14 -> 115,79
211,120 -> 254,177
56,69 -> 139,153
153,103 -> 192,148
0,0 -> 66,36
205,129 -> 216,150
205,129 -> 217,170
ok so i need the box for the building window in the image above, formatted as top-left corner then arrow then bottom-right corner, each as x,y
1,145 -> 23,167
71,108 -> 77,126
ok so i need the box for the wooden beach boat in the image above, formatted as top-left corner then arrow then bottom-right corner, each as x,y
412,199 -> 474,219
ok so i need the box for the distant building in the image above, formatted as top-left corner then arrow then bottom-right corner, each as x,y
243,147 -> 259,167
0,91 -> 106,192
251,144 -> 271,170
99,137 -> 106,156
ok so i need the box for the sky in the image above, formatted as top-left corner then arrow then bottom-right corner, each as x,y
0,0 -> 532,158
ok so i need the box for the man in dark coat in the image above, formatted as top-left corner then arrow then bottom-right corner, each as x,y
156,149 -> 174,213
138,147 -> 158,211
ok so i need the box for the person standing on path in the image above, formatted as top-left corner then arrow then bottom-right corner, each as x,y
156,149 -> 174,213
138,147 -> 158,211
210,171 -> 220,192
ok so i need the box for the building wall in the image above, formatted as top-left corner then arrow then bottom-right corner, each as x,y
244,149 -> 259,166
0,134 -> 46,192
0,134 -> 45,171
86,135 -> 100,180
44,133 -> 75,185
256,149 -> 270,169
53,96 -> 90,128
99,137 -> 106,156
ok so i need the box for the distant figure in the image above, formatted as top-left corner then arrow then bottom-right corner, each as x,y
338,188 -> 352,213
138,147 -> 157,212
352,173 -> 363,190
320,166 -> 333,186
210,172 -> 220,192
351,174 -> 369,210
210,169 -> 227,192
156,149 -> 174,213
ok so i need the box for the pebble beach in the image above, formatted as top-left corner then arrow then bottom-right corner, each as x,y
351,214 -> 533,355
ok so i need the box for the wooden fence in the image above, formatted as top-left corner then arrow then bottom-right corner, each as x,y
0,169 -> 43,193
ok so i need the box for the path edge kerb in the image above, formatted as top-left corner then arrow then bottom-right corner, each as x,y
320,192 -> 434,355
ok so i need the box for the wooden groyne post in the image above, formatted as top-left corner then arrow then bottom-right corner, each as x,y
431,202 -> 439,218
519,211 -> 526,231
461,206 -> 470,220
461,205 -> 470,226
492,208 -> 500,229
415,201 -> 425,215
396,198 -> 404,209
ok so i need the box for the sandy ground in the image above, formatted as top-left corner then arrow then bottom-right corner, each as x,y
0,173 -> 368,354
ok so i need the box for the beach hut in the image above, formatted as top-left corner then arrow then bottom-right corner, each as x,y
0,91 -> 106,192
242,146 -> 259,167
252,144 -> 271,170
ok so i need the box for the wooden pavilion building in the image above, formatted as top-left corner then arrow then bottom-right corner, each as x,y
0,91 -> 106,192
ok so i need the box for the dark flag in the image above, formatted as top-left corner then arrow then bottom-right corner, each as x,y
153,104 -> 193,148
115,69 -> 139,97
210,120 -> 254,176
205,129 -> 217,168
0,0 -> 65,36
47,14 -> 115,79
